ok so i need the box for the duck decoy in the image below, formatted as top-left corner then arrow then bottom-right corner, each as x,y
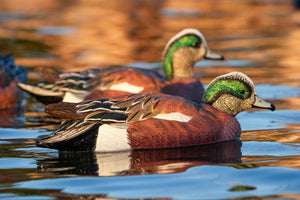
18,28 -> 224,104
37,72 -> 275,152
0,53 -> 27,109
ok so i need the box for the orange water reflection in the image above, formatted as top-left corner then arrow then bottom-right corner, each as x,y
1,0 -> 300,173
242,126 -> 300,169
0,1 -> 299,76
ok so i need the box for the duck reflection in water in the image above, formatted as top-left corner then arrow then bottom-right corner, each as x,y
37,140 -> 241,176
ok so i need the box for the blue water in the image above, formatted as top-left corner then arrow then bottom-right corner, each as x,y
12,166 -> 300,199
1,0 -> 300,199
1,89 -> 300,199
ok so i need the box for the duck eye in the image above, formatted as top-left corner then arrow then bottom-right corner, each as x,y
192,42 -> 200,48
239,90 -> 245,95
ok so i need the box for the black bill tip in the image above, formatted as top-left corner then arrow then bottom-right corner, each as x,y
270,103 -> 276,111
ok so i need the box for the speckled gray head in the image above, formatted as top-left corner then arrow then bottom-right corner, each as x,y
202,72 -> 275,116
162,28 -> 224,80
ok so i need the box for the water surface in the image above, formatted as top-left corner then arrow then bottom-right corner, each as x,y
1,0 -> 300,199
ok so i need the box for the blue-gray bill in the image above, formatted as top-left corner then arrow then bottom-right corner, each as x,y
204,49 -> 225,60
252,95 -> 276,111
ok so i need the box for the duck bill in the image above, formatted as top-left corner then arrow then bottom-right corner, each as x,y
204,49 -> 224,60
252,95 -> 276,111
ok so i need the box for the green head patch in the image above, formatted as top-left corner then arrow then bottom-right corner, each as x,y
202,79 -> 252,104
163,35 -> 201,80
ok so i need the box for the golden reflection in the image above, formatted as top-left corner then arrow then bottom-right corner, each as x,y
272,97 -> 300,111
242,155 -> 300,169
0,0 -> 298,79
242,128 -> 300,169
1,1 -> 300,199
242,127 -> 300,144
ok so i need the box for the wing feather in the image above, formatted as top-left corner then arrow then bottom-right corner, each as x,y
37,120 -> 96,145
76,94 -> 163,124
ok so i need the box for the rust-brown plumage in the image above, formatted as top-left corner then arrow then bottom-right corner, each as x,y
38,72 -> 275,152
39,94 -> 241,151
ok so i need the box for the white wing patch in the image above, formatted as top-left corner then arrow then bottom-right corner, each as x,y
63,92 -> 87,103
96,124 -> 131,152
154,112 -> 192,122
109,82 -> 144,93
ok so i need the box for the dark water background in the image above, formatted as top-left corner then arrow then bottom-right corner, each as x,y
1,0 -> 300,199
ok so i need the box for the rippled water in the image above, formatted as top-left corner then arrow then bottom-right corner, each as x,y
1,0 -> 300,199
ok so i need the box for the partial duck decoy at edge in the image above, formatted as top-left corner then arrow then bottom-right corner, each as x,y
37,72 -> 275,152
18,28 -> 224,104
0,53 -> 27,109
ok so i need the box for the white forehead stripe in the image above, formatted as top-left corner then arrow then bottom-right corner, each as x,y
108,82 -> 144,93
154,112 -> 192,122
163,28 -> 208,58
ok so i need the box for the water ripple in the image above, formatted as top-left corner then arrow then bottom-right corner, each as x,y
13,166 -> 300,199
237,110 -> 300,131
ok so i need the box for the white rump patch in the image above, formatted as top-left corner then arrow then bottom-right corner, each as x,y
96,124 -> 131,152
109,82 -> 144,93
154,112 -> 192,122
63,92 -> 87,103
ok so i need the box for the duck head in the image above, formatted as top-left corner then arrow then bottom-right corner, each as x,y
202,72 -> 276,116
162,28 -> 224,80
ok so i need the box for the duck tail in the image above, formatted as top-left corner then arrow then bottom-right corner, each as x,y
45,102 -> 87,120
35,67 -> 61,84
36,119 -> 100,151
